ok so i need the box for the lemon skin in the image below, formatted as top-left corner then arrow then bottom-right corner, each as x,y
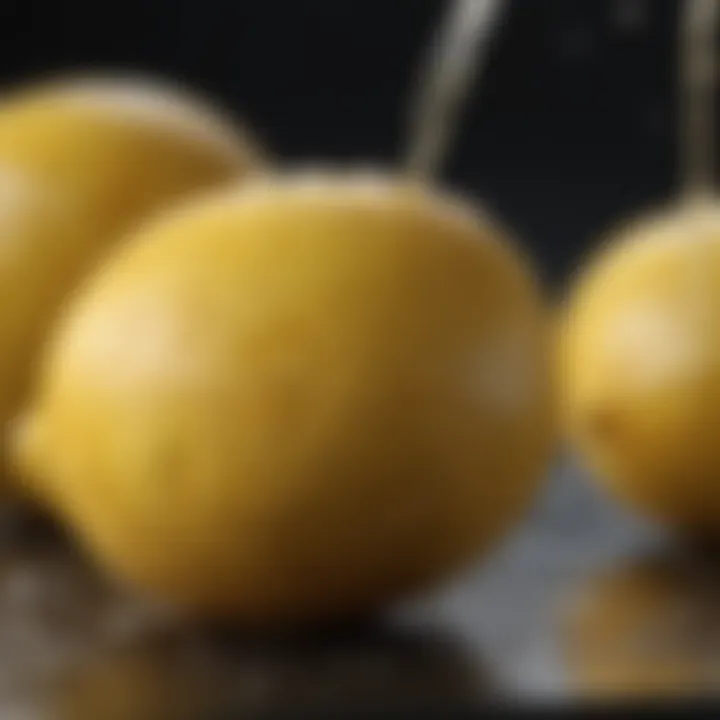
0,75 -> 260,485
561,200 -> 720,535
18,173 -> 554,625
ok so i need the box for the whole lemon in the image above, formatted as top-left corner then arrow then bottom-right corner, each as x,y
17,172 -> 554,625
560,200 -> 720,534
0,74 -> 260,483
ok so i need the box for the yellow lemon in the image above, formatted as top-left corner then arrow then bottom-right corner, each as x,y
0,74 -> 260,484
17,172 -> 554,625
561,200 -> 720,534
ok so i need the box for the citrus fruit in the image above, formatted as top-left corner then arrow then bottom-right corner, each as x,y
17,172 -> 554,624
561,200 -> 720,535
0,74 -> 260,484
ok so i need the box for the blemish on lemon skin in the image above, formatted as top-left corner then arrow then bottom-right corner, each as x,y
583,404 -> 625,455
472,323 -> 539,417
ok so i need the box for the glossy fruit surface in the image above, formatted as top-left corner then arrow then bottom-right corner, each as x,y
18,173 -> 554,624
561,200 -> 720,534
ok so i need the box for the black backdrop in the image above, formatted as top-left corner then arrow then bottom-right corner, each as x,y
0,0 -> 683,285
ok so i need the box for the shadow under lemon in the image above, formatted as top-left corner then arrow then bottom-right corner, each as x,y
0,526 -> 492,717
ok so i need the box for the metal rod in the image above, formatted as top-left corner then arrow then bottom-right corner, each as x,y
404,0 -> 508,180
682,0 -> 720,199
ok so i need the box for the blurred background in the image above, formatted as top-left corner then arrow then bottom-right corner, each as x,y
0,0 -> 676,287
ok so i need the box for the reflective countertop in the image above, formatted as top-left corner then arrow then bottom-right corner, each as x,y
3,457 -> 717,717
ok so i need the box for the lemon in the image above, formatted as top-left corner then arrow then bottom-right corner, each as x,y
0,74 -> 260,483
17,172 -> 554,624
560,200 -> 720,534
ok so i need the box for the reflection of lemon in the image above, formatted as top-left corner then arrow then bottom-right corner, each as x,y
0,74 -> 260,485
560,201 -> 720,534
55,645 -> 202,720
564,555 -> 720,698
18,173 -> 554,624
53,624 -> 483,717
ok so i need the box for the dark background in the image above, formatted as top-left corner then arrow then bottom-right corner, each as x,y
0,0 -> 681,285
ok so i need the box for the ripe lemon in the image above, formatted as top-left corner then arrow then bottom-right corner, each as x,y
0,74 -> 260,484
560,200 -> 720,534
17,172 -> 554,624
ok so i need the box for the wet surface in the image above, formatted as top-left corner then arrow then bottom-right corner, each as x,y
4,457 -> 719,716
